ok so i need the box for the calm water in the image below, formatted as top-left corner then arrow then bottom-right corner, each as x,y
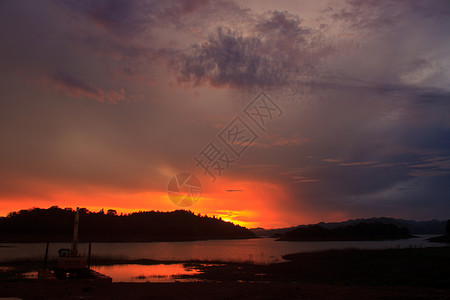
0,235 -> 446,264
1,236 -> 447,282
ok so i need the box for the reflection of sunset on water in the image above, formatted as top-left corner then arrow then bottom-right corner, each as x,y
92,264 -> 201,283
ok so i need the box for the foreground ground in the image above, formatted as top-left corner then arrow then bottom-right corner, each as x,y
187,247 -> 450,287
1,247 -> 450,299
2,281 -> 450,300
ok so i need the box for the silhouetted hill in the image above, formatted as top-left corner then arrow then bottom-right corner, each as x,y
0,207 -> 255,242
314,217 -> 445,235
251,217 -> 447,236
428,235 -> 450,243
277,222 -> 413,241
250,227 -> 296,237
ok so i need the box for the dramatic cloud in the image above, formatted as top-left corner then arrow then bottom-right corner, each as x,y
175,10 -> 332,88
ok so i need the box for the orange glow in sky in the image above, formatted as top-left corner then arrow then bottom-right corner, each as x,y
0,176 -> 299,229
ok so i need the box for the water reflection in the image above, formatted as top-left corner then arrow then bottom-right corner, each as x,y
0,265 -> 201,282
92,264 -> 201,282
1,236 -> 446,264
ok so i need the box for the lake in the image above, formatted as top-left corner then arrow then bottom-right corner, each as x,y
1,236 -> 447,282
0,235 -> 446,264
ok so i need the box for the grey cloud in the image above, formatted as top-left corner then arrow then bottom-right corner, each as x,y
176,27 -> 292,88
39,70 -> 127,103
332,0 -> 450,32
55,0 -> 238,36
46,71 -> 103,100
256,11 -> 311,40
175,11 -> 331,88
53,0 -> 245,87
55,0 -> 154,38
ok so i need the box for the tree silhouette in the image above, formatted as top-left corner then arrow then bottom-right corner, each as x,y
107,209 -> 117,216
0,207 -> 255,242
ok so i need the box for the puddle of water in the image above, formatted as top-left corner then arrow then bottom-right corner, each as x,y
1,264 -> 205,282
92,264 -> 202,283
0,269 -> 38,280
21,271 -> 37,279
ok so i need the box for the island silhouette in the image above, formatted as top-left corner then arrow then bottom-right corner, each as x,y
276,222 -> 413,241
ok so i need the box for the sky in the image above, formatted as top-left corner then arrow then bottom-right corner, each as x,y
0,0 -> 449,228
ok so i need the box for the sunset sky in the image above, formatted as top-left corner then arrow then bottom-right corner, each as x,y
1,0 -> 449,228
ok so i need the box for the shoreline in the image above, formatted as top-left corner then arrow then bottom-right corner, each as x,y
2,247 -> 450,280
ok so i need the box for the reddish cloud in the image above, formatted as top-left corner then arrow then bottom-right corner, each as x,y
250,134 -> 310,148
36,71 -> 126,103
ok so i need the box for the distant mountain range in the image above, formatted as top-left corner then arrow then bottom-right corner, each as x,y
251,217 -> 448,236
277,222 -> 413,241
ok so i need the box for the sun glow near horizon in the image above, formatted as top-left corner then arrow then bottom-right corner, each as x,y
0,179 -> 297,229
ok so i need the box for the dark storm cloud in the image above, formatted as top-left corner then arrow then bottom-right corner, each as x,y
175,11 -> 332,88
176,27 -> 292,87
256,11 -> 310,37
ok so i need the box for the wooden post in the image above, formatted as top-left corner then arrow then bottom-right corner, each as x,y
43,241 -> 49,270
72,207 -> 79,256
88,241 -> 92,269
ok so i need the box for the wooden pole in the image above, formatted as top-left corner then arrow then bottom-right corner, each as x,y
88,241 -> 92,269
72,207 -> 79,256
43,241 -> 49,270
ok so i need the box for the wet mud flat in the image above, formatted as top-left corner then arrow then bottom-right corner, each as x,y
2,247 -> 450,299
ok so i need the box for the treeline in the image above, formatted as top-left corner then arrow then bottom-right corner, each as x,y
277,222 -> 413,241
0,207 -> 255,242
